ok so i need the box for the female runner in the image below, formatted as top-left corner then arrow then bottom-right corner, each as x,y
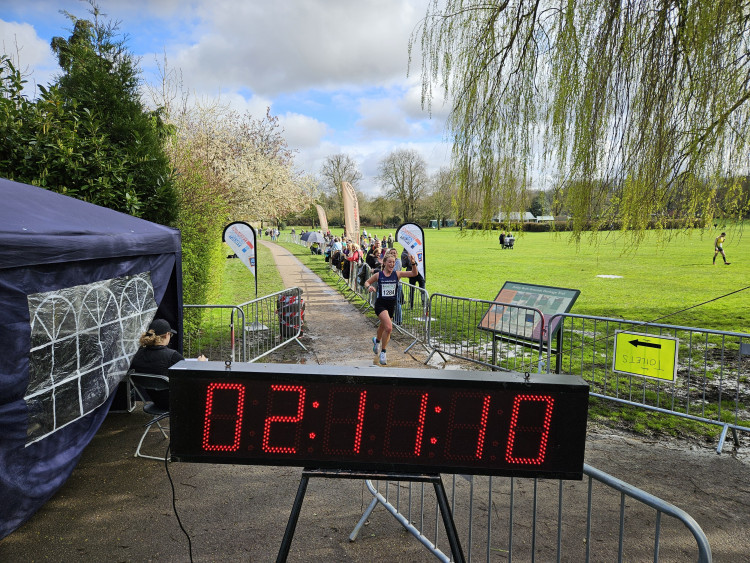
364,251 -> 418,364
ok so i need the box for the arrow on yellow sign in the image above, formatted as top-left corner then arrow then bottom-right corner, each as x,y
629,339 -> 661,349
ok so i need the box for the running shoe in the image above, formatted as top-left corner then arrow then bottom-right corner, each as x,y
372,337 -> 379,354
725,262 -> 731,265
379,351 -> 387,365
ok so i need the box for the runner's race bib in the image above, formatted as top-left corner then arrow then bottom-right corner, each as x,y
381,282 -> 397,298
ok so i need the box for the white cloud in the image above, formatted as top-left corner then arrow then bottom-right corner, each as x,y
169,0 -> 424,97
280,112 -> 329,150
0,19 -> 58,93
356,97 -> 413,138
400,80 -> 450,124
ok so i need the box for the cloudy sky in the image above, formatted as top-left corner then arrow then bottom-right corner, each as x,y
0,0 -> 452,195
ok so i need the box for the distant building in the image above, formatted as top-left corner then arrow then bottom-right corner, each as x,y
536,215 -> 555,222
492,211 -> 536,223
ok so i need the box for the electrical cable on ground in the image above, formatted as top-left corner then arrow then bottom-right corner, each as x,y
165,442 -> 194,563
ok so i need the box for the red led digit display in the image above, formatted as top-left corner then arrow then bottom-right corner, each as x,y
262,385 -> 306,454
505,394 -> 554,465
383,391 -> 429,458
169,362 -> 589,479
323,388 -> 367,455
444,392 -> 491,461
202,383 -> 245,452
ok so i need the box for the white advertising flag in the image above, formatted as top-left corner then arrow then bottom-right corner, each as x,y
315,204 -> 329,232
396,223 -> 425,280
223,222 -> 257,277
342,182 -> 360,242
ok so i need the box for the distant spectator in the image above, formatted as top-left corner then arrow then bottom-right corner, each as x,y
401,248 -> 411,270
342,243 -> 361,280
366,241 -> 383,271
387,234 -> 394,249
408,260 -> 425,309
499,231 -> 505,246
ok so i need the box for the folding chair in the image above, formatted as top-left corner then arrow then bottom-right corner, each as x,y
127,370 -> 170,461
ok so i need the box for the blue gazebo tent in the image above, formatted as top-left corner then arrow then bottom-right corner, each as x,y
0,178 -> 182,538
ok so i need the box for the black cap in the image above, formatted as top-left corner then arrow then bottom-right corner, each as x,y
148,319 -> 177,335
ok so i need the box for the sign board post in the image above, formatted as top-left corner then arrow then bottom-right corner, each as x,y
613,331 -> 678,382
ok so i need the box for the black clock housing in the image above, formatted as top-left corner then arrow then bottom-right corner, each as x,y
168,362 -> 589,479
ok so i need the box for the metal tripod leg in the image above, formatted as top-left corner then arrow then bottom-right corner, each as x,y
276,473 -> 309,562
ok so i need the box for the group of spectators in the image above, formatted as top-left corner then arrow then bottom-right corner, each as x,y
319,232 -> 424,300
262,227 -> 280,241
499,231 -> 515,249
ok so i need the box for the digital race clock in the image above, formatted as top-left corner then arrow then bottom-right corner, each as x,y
168,362 -> 589,479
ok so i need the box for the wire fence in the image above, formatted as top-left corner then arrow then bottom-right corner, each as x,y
426,293 -> 546,373
549,313 -> 750,452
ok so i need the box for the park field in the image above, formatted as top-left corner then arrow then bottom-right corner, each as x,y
311,226 -> 749,335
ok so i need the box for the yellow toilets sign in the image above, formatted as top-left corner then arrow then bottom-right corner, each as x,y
613,331 -> 678,382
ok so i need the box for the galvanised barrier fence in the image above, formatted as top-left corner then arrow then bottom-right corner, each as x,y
182,288 -> 305,363
547,313 -> 750,453
425,293 -> 546,373
237,287 -> 306,362
183,304 -> 244,361
352,466 -> 710,562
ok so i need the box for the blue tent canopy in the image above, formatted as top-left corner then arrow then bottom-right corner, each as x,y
0,178 -> 183,538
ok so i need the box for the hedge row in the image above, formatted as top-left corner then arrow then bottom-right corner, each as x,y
467,218 -> 708,232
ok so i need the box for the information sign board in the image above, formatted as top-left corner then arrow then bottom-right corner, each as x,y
612,331 -> 678,382
478,282 -> 580,344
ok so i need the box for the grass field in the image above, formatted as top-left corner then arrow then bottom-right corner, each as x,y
258,229 -> 749,441
316,226 -> 749,335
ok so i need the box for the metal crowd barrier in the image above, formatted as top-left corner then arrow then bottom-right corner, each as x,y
547,313 -> 750,452
352,465 -> 711,562
237,287 -> 306,361
425,293 -> 546,373
182,288 -> 305,363
183,304 -> 245,361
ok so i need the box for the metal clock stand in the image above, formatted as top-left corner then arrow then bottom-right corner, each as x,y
276,468 -> 465,563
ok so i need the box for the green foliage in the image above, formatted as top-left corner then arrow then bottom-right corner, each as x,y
414,0 -> 750,240
169,144 -> 230,306
0,2 -> 177,224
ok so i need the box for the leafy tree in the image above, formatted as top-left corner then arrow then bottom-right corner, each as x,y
529,190 -> 549,218
320,154 -> 363,221
426,167 -> 454,229
167,102 -> 312,224
377,148 -> 429,222
367,195 -> 392,227
45,2 -> 177,223
413,0 -> 750,240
